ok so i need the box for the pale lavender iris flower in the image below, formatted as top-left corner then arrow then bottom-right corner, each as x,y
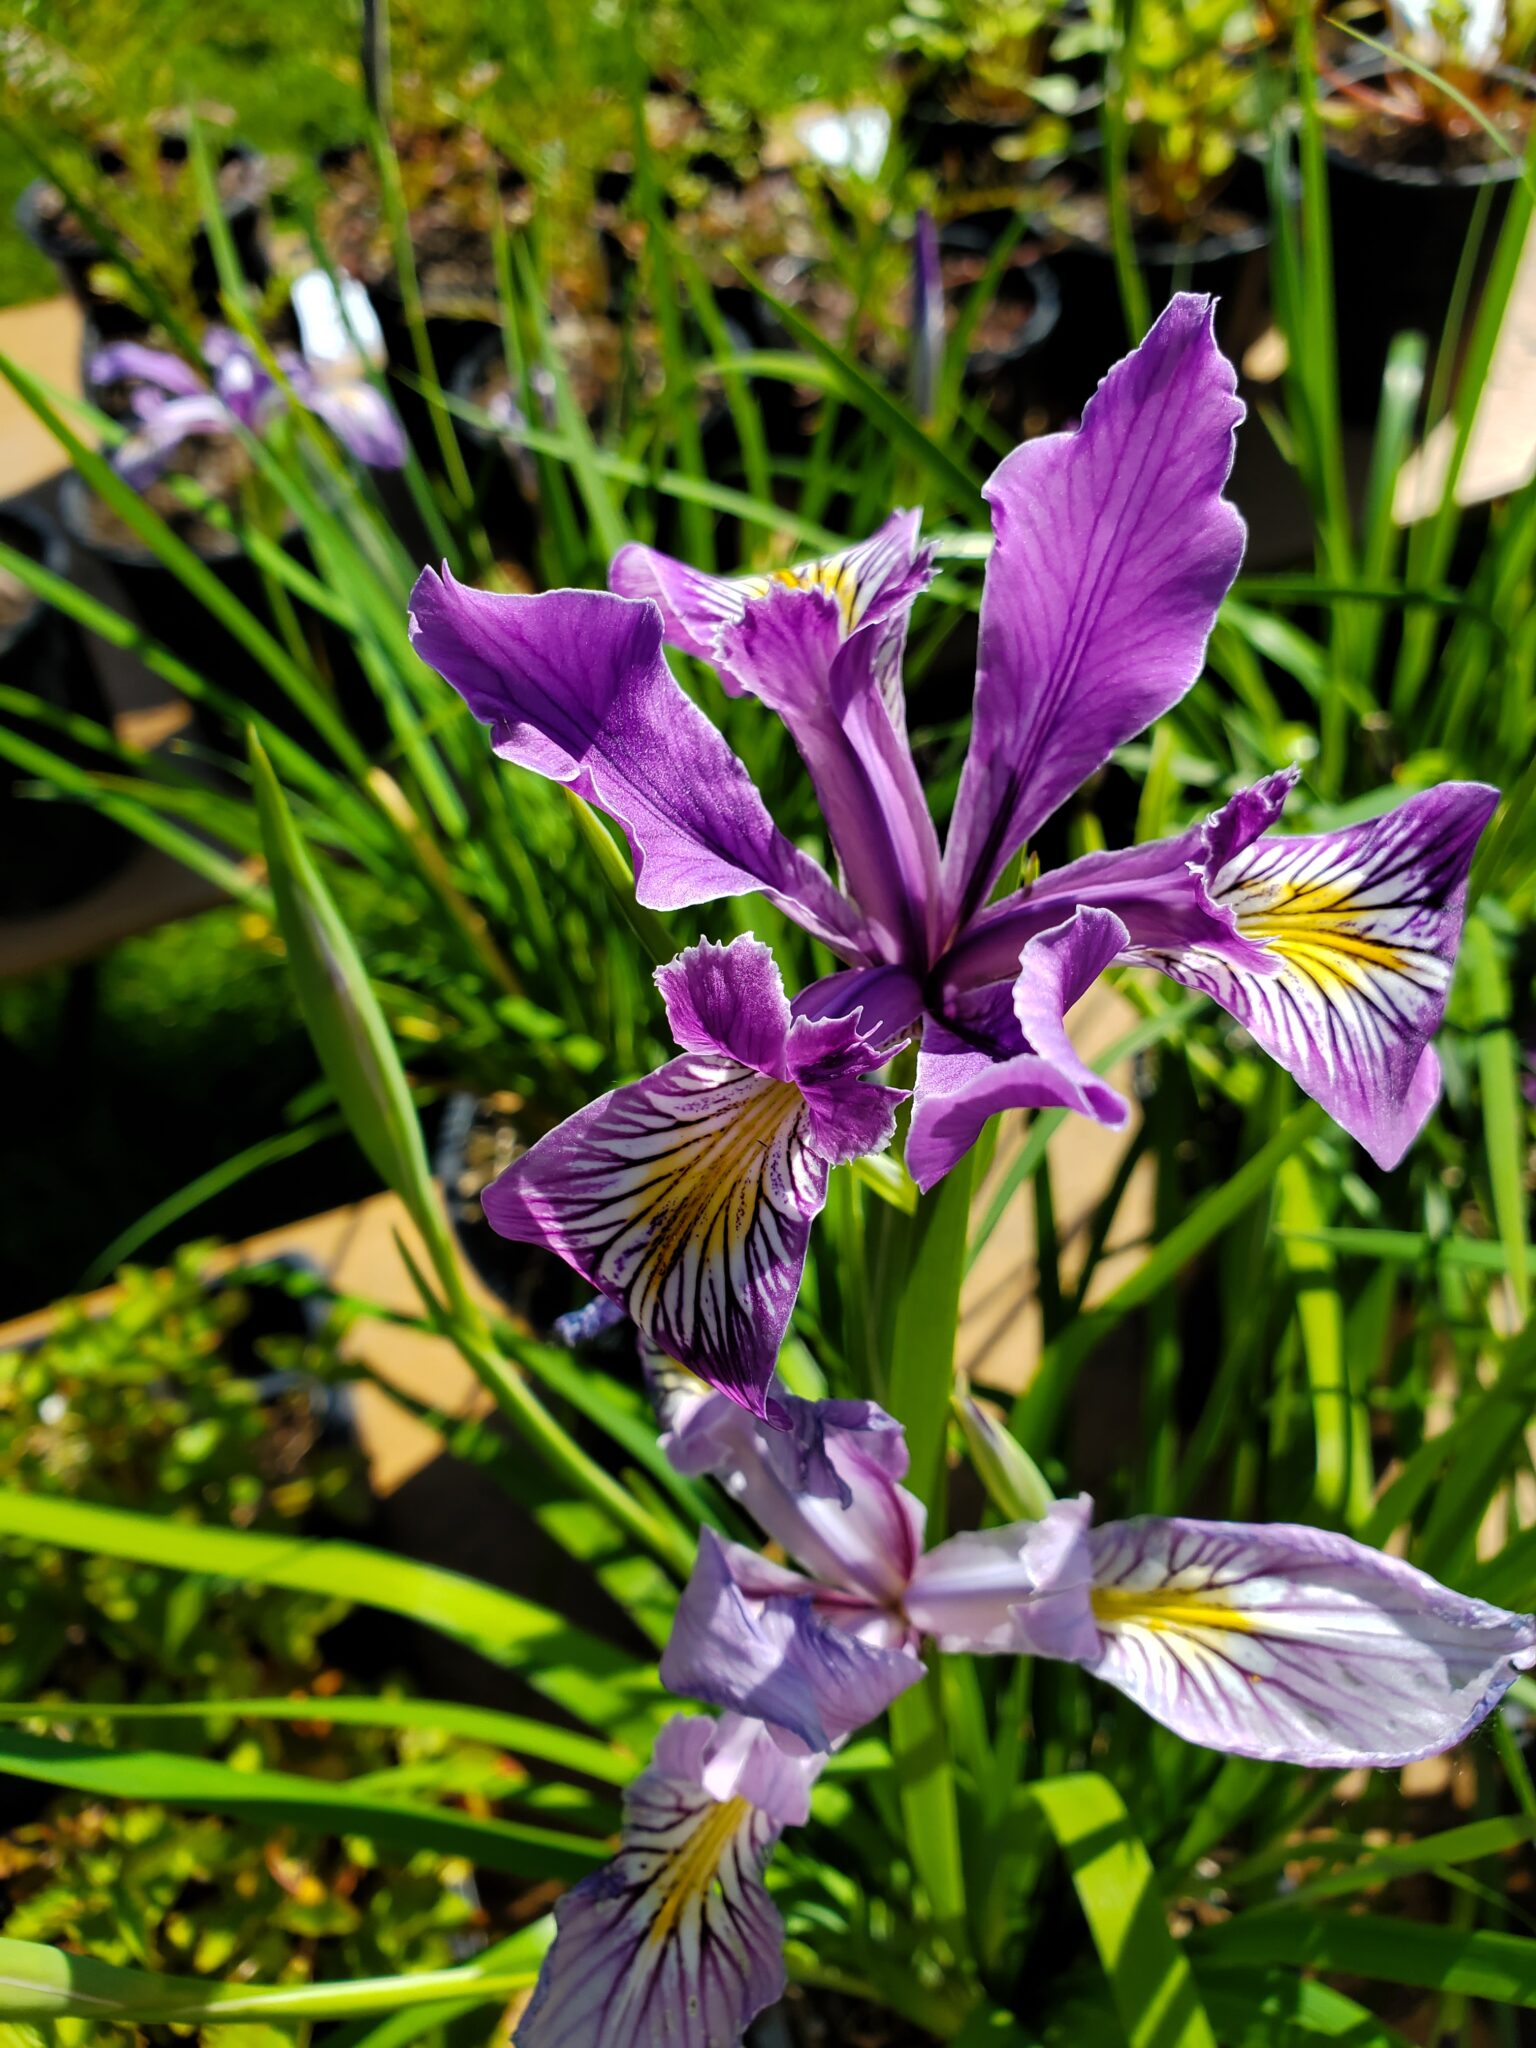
409,293 -> 1498,1412
663,1388 -> 1536,1773
91,324 -> 405,484
516,1709 -> 821,2048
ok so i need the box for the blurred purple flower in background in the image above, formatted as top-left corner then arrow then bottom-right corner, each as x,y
92,323 -> 405,484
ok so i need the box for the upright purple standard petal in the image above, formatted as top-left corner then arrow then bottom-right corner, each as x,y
942,294 -> 1246,930
409,572 -> 865,954
1147,780 -> 1500,1168
516,1713 -> 816,2048
483,939 -> 903,1414
907,907 -> 1130,1191
911,1498 -> 1536,1768
661,1528 -> 923,1750
612,512 -> 932,725
723,582 -> 944,963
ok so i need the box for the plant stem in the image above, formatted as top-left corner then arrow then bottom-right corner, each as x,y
885,1155 -> 978,1979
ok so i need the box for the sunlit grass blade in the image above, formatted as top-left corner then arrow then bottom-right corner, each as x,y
1011,1104 -> 1325,1456
0,1488 -> 656,1732
0,1728 -> 605,1881
1194,1912 -> 1536,2003
0,1925 -> 550,2023
0,1693 -> 631,1783
1030,1774 -> 1217,2048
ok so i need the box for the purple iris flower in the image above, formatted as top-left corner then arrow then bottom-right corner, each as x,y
409,293 -> 1498,1415
516,1708 -> 821,2048
517,1389 -> 1536,2046
662,1386 -> 1536,1772
91,324 -> 406,484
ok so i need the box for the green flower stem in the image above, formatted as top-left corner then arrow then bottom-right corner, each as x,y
885,1155 -> 978,1979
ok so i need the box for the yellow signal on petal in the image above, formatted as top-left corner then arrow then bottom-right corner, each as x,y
740,556 -> 861,631
648,1796 -> 752,1945
1091,1585 -> 1256,1635
1228,873 -> 1411,981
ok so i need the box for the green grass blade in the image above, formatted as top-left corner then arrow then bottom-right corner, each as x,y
0,1489 -> 655,1731
0,1729 -> 604,1882
1194,1912 -> 1536,2003
1030,1774 -> 1217,2048
1011,1105 -> 1325,1456
0,1926 -> 551,2023
0,1694 -> 630,1783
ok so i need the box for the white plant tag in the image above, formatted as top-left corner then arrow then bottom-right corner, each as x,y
291,268 -> 387,380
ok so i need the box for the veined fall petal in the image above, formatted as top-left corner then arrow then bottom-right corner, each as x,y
910,1497 -> 1536,1769
482,938 -> 904,1415
1148,778 -> 1500,1168
515,1713 -> 818,2048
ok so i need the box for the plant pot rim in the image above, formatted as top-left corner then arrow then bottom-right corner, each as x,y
0,500 -> 69,661
1047,211 -> 1271,267
16,139 -> 266,264
1320,51 -> 1536,188
59,467 -> 251,570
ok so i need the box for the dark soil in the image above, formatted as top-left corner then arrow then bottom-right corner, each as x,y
770,1984 -> 939,2045
1050,186 -> 1261,252
319,129 -> 531,315
69,434 -> 252,560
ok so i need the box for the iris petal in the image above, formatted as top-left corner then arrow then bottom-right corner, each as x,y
516,1714 -> 809,2048
1149,781 -> 1499,1167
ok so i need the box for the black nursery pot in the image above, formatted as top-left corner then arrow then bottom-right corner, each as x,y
16,137 -> 270,341
448,334 -> 544,565
1032,213 -> 1269,420
0,500 -> 131,918
1324,67 -> 1533,422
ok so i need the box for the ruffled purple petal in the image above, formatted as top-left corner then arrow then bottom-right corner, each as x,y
907,907 -> 1130,1192
610,510 -> 933,725
661,1530 -> 923,1751
793,965 -> 925,1049
409,572 -> 866,955
1146,780 -> 1500,1168
942,294 -> 1246,929
517,1713 -> 808,2048
655,935 -> 794,1074
906,1497 -> 1101,1660
1081,1514 -> 1536,1768
724,581 -> 944,963
88,340 -> 208,399
664,1392 -> 926,1602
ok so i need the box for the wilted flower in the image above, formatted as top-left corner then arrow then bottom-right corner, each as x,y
411,294 -> 1497,1413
